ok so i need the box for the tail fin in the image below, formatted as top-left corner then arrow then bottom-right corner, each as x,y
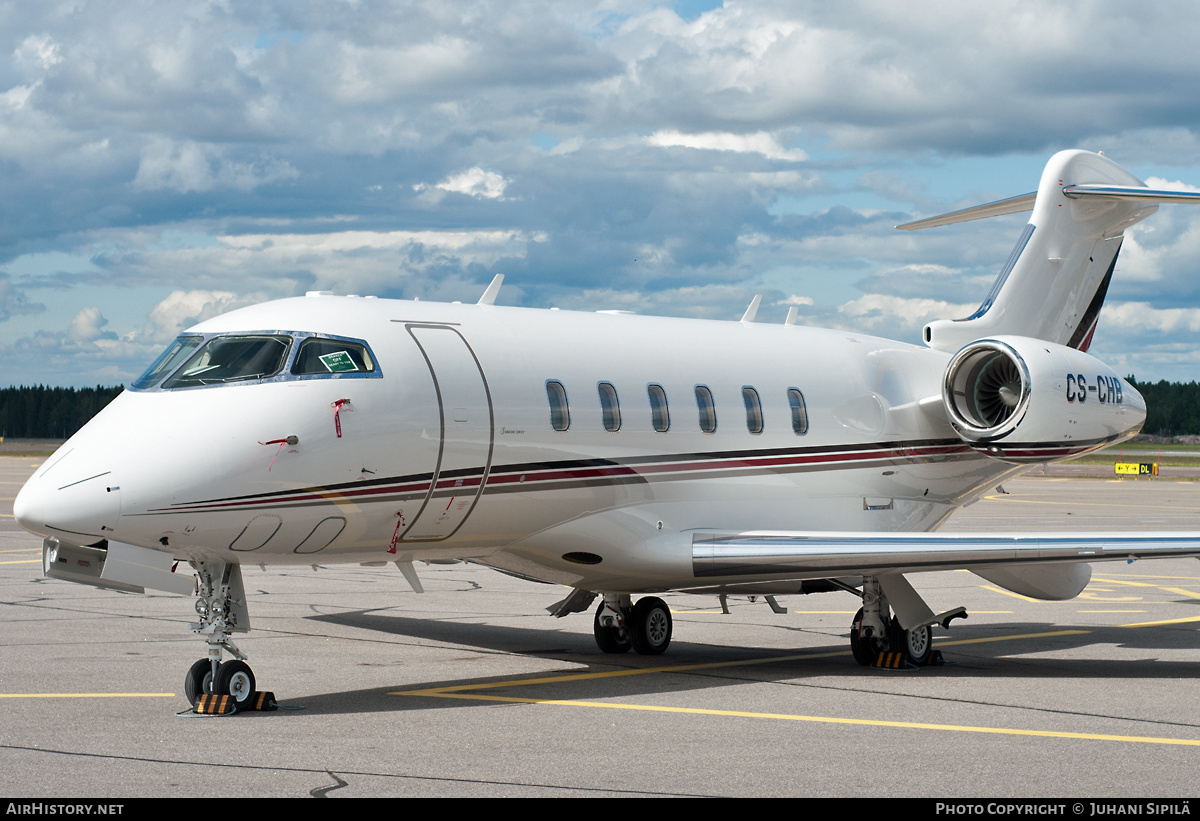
908,150 -> 1200,353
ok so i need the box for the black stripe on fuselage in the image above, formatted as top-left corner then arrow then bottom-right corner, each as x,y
146,437 -> 979,514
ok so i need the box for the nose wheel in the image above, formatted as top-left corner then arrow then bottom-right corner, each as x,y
184,658 -> 215,706
184,658 -> 258,707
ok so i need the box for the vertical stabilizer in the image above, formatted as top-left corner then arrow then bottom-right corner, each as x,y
920,150 -> 1161,353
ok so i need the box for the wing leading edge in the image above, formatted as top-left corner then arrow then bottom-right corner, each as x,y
690,531 -> 1200,579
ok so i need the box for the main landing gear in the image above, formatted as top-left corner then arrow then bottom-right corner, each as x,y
593,594 -> 673,655
848,575 -> 964,669
850,608 -> 933,667
183,560 -> 258,708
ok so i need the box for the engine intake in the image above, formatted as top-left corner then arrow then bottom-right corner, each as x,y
943,339 -> 1030,440
941,335 -> 1145,460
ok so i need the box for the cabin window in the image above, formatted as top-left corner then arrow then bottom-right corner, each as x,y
546,380 -> 570,431
598,382 -> 621,432
132,335 -> 204,389
788,388 -> 809,435
742,387 -> 763,434
162,335 -> 292,389
648,384 -> 670,432
291,337 -> 376,376
695,385 -> 717,433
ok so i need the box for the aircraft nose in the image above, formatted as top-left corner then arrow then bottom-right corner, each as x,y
14,454 -> 121,542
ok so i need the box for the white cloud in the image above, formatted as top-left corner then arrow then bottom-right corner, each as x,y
1144,177 -> 1200,194
143,290 -> 266,342
838,294 -> 976,330
414,166 -> 512,200
67,307 -> 114,343
646,130 -> 807,161
1100,301 -> 1200,334
14,34 -> 63,74
217,227 -> 542,255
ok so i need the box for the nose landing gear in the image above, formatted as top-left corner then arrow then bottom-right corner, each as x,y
183,560 -> 259,710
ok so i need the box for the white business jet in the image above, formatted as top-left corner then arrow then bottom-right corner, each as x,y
15,149 -> 1200,706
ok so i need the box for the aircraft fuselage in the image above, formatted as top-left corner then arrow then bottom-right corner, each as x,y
17,293 -> 1108,593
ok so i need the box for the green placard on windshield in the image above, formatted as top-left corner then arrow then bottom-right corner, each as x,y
319,351 -> 358,373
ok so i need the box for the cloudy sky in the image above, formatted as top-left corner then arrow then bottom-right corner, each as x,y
3,0 -> 1200,387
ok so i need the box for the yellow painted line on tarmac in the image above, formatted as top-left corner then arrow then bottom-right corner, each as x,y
0,693 -> 174,699
1118,614 -> 1200,629
1096,573 -> 1200,581
397,691 -> 1200,747
398,651 -> 850,696
980,494 -> 1200,512
1093,578 -> 1167,588
1161,587 -> 1200,600
392,620 -> 1200,746
1091,578 -> 1200,600
982,585 -> 1039,602
934,630 -> 1090,647
0,559 -> 39,565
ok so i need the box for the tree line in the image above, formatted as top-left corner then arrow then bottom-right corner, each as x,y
1126,378 -> 1200,438
2,379 -> 1200,440
0,385 -> 125,439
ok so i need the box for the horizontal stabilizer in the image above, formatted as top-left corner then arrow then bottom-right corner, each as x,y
896,192 -> 1036,230
1062,184 -> 1200,203
897,182 -> 1200,231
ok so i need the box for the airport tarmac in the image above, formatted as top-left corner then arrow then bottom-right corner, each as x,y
3,457 -> 1200,798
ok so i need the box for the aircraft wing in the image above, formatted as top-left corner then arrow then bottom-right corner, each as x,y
690,530 -> 1200,579
688,530 -> 1200,630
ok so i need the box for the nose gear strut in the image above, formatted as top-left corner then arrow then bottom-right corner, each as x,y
183,560 -> 258,709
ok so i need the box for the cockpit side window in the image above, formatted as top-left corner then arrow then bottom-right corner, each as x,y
131,335 -> 204,389
291,337 -> 376,375
162,335 -> 292,389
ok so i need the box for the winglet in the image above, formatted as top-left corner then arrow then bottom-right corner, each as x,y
477,274 -> 504,306
784,306 -> 799,326
740,294 -> 761,323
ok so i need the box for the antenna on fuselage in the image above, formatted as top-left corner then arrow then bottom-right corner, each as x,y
740,294 -> 761,323
478,274 -> 504,306
784,306 -> 799,326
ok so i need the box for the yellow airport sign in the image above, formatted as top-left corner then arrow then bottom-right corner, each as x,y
1115,462 -> 1158,476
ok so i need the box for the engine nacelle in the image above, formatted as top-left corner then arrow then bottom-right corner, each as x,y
942,335 -> 1145,463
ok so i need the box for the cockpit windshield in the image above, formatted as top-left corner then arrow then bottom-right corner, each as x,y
162,335 -> 292,389
130,331 -> 382,391
131,335 -> 204,390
